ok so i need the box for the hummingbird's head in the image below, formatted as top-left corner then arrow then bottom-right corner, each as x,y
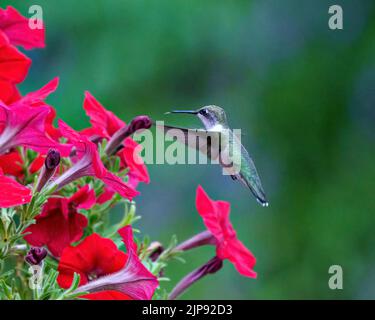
167,105 -> 228,130
196,105 -> 228,129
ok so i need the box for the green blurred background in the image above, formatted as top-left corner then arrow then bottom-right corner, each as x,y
8,0 -> 375,299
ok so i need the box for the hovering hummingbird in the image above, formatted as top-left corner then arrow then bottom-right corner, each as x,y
159,105 -> 268,207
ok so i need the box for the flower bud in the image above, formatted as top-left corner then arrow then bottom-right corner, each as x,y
45,149 -> 61,170
175,230 -> 216,252
147,241 -> 164,261
105,115 -> 153,156
126,115 -> 153,135
36,149 -> 61,192
169,256 -> 223,300
25,247 -> 47,266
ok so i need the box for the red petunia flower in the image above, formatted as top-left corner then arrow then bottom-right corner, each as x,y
82,92 -> 150,186
0,6 -> 45,50
0,100 -> 70,156
50,120 -> 139,200
57,233 -> 129,300
0,32 -> 30,104
0,78 -> 64,176
57,226 -> 158,300
118,137 -> 150,187
82,91 -> 123,139
97,139 -> 150,202
97,137 -> 150,202
23,186 -> 95,257
195,185 -> 257,278
0,168 -> 31,207
15,78 -> 61,139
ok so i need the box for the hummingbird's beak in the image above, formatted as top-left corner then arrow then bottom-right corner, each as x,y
165,109 -> 198,115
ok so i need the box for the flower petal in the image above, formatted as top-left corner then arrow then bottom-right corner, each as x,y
0,32 -> 30,104
0,102 -> 71,156
0,32 -> 31,83
0,170 -> 31,207
83,91 -> 124,138
195,185 -> 227,241
57,120 -> 139,201
81,291 -> 132,300
0,150 -> 23,177
24,197 -> 88,257
69,185 -> 96,210
18,78 -> 59,105
0,6 -> 45,50
101,170 -> 139,201
119,138 -> 150,184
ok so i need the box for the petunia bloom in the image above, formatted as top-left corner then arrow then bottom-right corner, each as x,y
49,120 -> 139,201
118,137 -> 150,187
0,79 -> 64,176
0,78 -> 64,176
82,91 -> 123,139
82,92 -> 150,186
23,186 -> 94,257
14,78 -> 62,139
168,186 -> 257,299
57,233 -> 129,300
0,32 -> 30,104
177,185 -> 257,278
0,168 -> 31,207
196,185 -> 257,278
57,226 -> 158,300
0,6 -> 45,50
0,101 -> 71,156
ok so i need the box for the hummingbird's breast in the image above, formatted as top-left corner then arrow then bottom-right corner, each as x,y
209,124 -> 225,132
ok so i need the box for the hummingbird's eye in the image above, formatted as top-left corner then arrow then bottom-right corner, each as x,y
199,109 -> 208,116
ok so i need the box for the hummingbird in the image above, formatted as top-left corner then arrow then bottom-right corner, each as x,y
159,105 -> 268,207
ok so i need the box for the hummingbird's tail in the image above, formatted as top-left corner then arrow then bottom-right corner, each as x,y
249,186 -> 268,207
237,174 -> 269,207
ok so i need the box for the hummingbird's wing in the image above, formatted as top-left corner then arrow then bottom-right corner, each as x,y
156,124 -> 221,160
157,123 -> 268,206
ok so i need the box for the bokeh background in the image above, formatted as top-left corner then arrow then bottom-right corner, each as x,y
9,0 -> 375,299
